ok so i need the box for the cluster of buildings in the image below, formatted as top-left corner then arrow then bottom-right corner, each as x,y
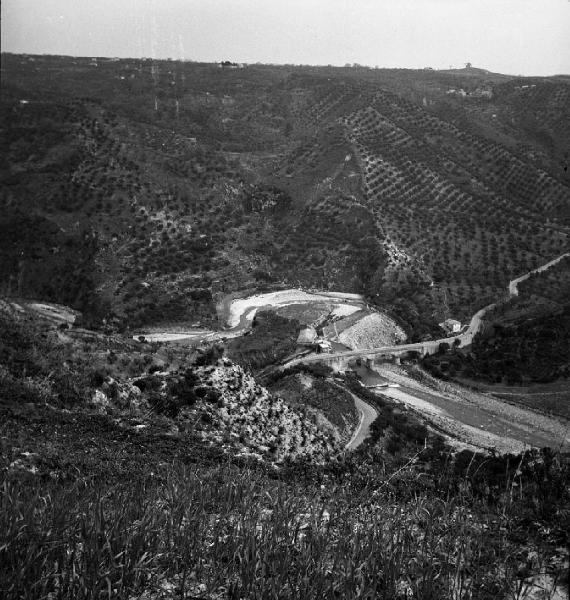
219,61 -> 247,69
446,88 -> 493,99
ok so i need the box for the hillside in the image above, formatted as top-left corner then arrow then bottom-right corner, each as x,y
424,305 -> 570,386
1,54 -> 568,340
1,302 -> 569,598
421,252 -> 570,419
0,302 -> 344,465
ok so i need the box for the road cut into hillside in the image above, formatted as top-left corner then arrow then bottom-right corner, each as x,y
287,251 -> 570,367
345,391 -> 378,450
508,252 -> 570,297
281,252 -> 570,451
132,252 -> 570,348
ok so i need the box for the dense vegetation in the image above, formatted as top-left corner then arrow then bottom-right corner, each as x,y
0,304 -> 341,464
423,304 -> 570,386
226,311 -> 301,370
267,367 -> 358,439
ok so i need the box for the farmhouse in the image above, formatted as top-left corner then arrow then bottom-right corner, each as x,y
316,339 -> 332,353
439,318 -> 462,334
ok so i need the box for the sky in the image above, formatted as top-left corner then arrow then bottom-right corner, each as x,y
2,0 -> 569,75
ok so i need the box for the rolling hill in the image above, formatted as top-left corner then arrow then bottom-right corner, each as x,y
1,54 -> 568,339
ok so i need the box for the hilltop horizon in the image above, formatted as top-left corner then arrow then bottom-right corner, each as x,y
4,51 -> 570,79
3,0 -> 569,76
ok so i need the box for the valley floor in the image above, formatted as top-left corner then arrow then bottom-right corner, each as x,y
133,289 -> 366,343
12,250 -> 570,455
361,364 -> 570,454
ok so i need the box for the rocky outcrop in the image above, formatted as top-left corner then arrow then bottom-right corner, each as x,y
183,359 -> 338,463
90,358 -> 338,464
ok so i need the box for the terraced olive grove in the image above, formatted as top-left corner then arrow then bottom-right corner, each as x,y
1,54 -> 568,336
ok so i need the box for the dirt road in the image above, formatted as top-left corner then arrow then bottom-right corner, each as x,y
508,252 -> 569,296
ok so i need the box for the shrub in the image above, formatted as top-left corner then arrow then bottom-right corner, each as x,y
89,369 -> 107,387
147,391 -> 180,417
194,344 -> 224,366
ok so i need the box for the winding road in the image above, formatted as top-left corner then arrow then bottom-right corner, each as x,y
285,252 -> 570,450
508,252 -> 569,296
285,251 -> 570,368
345,390 -> 379,450
14,252 -> 568,452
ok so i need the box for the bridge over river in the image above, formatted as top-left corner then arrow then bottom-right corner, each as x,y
284,251 -> 569,371
284,303 -> 494,371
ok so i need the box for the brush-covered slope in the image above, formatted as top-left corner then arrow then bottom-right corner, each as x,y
0,302 -> 339,465
1,54 -> 568,338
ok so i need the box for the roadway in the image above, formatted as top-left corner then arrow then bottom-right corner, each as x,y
285,251 -> 570,368
508,252 -> 569,296
344,389 -> 379,450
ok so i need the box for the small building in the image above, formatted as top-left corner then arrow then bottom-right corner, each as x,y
297,327 -> 317,346
439,319 -> 462,334
316,340 -> 332,354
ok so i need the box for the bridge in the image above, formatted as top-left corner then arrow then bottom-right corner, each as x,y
286,251 -> 570,371
284,302 -> 493,371
286,337 -> 462,371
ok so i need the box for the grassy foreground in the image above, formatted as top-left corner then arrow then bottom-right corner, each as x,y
2,448 -> 569,600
